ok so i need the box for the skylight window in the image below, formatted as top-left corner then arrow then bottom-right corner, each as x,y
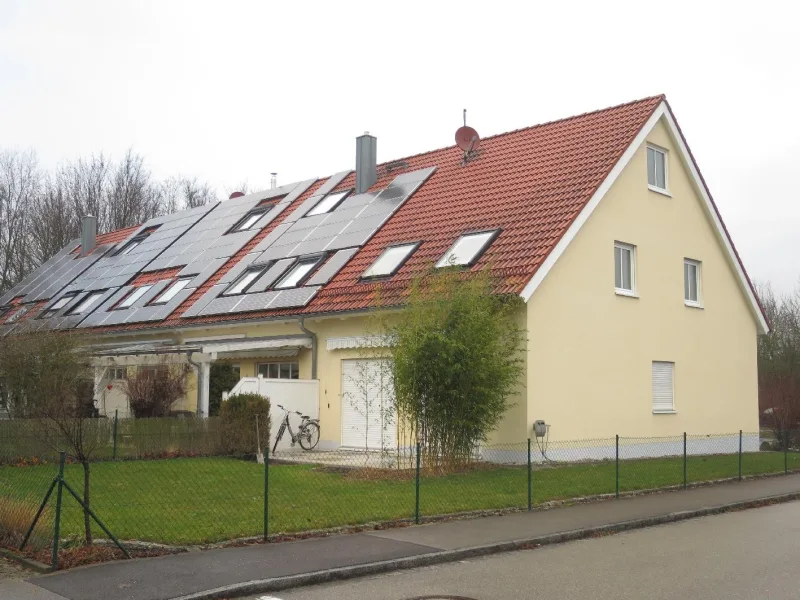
274,257 -> 322,289
41,294 -> 76,317
68,291 -> 105,315
435,230 -> 499,268
362,243 -> 419,278
118,285 -> 153,309
153,278 -> 191,304
231,208 -> 267,233
7,306 -> 29,323
307,191 -> 349,217
224,267 -> 264,296
115,230 -> 154,256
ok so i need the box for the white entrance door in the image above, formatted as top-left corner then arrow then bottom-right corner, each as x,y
341,359 -> 396,450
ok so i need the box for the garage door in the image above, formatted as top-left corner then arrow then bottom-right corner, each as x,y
341,359 -> 396,450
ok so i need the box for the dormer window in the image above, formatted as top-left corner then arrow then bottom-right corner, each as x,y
68,291 -> 105,315
362,242 -> 419,279
647,145 -> 668,193
436,230 -> 499,268
274,255 -> 324,289
231,208 -> 267,233
307,191 -> 350,217
118,285 -> 153,309
223,267 -> 264,296
152,278 -> 192,304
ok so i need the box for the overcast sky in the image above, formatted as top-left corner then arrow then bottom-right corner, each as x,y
1,1 -> 797,292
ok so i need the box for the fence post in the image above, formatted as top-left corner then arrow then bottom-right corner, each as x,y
738,430 -> 743,481
615,435 -> 619,498
683,432 -> 687,490
785,431 -> 789,475
415,442 -> 421,524
52,451 -> 66,570
527,438 -> 532,511
112,409 -> 119,460
264,440 -> 269,542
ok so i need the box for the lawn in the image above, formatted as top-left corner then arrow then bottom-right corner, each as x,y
1,450 -> 797,546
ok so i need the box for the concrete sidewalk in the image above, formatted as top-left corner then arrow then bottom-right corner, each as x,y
7,474 -> 800,600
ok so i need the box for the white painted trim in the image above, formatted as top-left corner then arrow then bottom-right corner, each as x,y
648,185 -> 672,197
615,290 -> 639,299
518,101 -> 769,335
684,258 -> 703,308
519,104 -> 665,303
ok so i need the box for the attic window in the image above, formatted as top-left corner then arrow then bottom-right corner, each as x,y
274,255 -> 324,289
362,243 -> 420,279
647,145 -> 668,193
223,267 -> 264,296
231,208 -> 267,233
307,191 -> 350,217
152,278 -> 192,304
436,230 -> 499,268
68,291 -> 105,315
41,294 -> 76,318
118,285 -> 153,309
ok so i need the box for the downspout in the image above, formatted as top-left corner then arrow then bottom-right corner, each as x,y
298,318 -> 318,379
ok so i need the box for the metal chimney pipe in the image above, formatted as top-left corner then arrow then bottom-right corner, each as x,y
270,173 -> 277,189
81,215 -> 97,257
355,132 -> 377,194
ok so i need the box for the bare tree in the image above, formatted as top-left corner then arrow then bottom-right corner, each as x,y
0,331 -> 100,544
106,149 -> 163,231
0,150 -> 41,293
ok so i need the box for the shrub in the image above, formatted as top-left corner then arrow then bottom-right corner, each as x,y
209,363 -> 240,417
123,363 -> 190,418
220,393 -> 270,456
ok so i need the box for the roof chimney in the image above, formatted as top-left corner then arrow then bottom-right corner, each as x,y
355,132 -> 377,194
270,173 -> 277,189
80,215 -> 97,257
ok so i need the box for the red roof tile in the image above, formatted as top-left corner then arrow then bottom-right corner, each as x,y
84,95 -> 669,332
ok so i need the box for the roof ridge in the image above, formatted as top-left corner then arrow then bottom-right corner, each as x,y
374,94 -> 667,168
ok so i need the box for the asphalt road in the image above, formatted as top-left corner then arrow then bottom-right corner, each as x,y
251,501 -> 800,600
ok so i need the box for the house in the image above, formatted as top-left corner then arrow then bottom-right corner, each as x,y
0,95 -> 767,452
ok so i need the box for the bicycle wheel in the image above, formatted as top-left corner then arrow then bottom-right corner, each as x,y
272,423 -> 285,454
299,423 -> 320,451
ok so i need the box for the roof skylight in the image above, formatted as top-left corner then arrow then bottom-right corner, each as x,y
435,230 -> 498,268
274,257 -> 322,289
362,243 -> 419,278
68,291 -> 105,315
119,285 -> 153,309
232,208 -> 267,233
307,191 -> 349,217
224,267 -> 264,296
153,278 -> 191,304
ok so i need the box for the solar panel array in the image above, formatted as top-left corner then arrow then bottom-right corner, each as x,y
183,167 -> 436,318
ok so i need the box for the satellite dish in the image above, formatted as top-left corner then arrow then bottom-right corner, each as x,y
228,191 -> 245,199
455,125 -> 480,153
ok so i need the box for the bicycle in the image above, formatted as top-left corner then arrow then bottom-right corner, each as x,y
272,404 -> 321,452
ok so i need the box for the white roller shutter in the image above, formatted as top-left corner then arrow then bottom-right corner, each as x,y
652,361 -> 675,412
341,359 -> 396,450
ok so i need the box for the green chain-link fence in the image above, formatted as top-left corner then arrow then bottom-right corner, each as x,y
2,421 -> 798,570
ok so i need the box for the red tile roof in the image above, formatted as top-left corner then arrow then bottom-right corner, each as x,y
83,95 -> 669,332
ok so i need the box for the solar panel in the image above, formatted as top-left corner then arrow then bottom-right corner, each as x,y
306,247 -> 359,286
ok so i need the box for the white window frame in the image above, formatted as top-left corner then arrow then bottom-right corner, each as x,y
684,258 -> 702,308
257,361 -> 300,380
652,361 -> 676,414
614,241 -> 637,297
274,256 -> 322,289
647,144 -> 669,195
231,208 -> 267,233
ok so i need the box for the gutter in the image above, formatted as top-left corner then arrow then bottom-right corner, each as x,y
297,317 -> 318,379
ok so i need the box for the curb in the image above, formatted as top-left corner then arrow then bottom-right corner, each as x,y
0,547 -> 53,574
171,491 -> 800,600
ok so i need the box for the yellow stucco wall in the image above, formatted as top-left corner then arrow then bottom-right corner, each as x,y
525,117 -> 760,440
